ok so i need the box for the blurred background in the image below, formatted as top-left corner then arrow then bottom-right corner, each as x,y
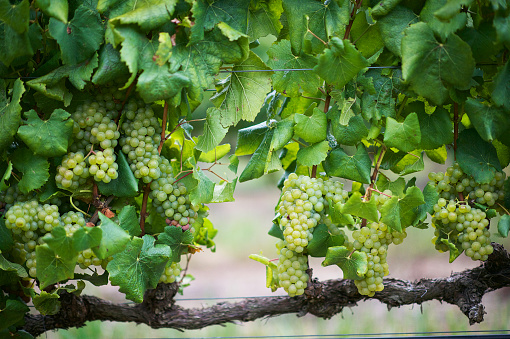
43,36 -> 510,338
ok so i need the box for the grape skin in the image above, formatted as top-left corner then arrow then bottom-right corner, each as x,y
159,262 -> 182,283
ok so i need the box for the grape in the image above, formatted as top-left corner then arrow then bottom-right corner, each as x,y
159,262 -> 182,283
276,240 -> 309,297
56,152 -> 90,190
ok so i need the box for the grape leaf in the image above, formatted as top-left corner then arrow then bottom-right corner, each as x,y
322,246 -> 368,280
92,43 -> 129,85
213,51 -> 272,127
42,227 -> 80,259
266,39 -> 320,97
0,0 -> 29,34
314,38 -> 369,89
17,109 -> 73,157
196,108 -> 230,153
116,205 -> 141,237
440,238 -> 462,263
294,107 -> 327,144
48,5 -> 103,65
0,160 -> 11,191
109,1 -> 176,31
0,252 -> 27,278
327,199 -> 355,226
401,22 -> 475,105
0,21 -> 33,66
108,235 -> 171,303
308,224 -> 345,257
492,59 -> 510,109
415,182 -> 439,225
331,114 -> 368,146
190,167 -> 215,205
92,213 -> 131,260
342,192 -> 379,222
32,291 -> 60,316
377,5 -> 418,57
211,179 -> 237,203
247,0 -> 283,41
0,299 -> 30,331
74,270 -> 109,287
268,222 -> 284,240
239,128 -> 275,182
464,98 -> 510,145
0,218 -> 13,252
0,79 -> 24,151
396,152 -> 425,176
10,147 -> 50,194
498,214 -> 510,238
297,140 -> 329,167
35,0 -> 68,23
414,104 -> 453,150
271,118 -> 294,151
384,113 -> 421,153
72,226 -> 102,252
324,145 -> 371,184
36,244 -> 76,289
97,152 -> 139,198
156,226 -> 194,263
360,69 -> 397,121
235,121 -> 269,156
457,129 -> 502,184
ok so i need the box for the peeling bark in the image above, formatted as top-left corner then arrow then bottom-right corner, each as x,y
23,244 -> 510,337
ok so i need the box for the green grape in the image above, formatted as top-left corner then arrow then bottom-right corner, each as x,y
276,240 -> 309,297
56,151 -> 90,190
159,262 -> 182,283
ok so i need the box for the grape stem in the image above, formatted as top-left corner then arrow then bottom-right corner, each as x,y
179,253 -> 192,284
344,0 -> 363,40
496,202 -> 510,216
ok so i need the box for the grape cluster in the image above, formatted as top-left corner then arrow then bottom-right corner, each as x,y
4,200 -> 61,277
352,222 -> 407,297
55,152 -> 90,189
428,163 -> 505,207
159,262 -> 182,283
0,185 -> 37,213
119,100 -> 163,184
275,240 -> 309,297
88,149 -> 119,184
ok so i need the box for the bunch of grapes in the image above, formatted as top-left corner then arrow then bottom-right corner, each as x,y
4,200 -> 61,277
275,240 -> 310,297
352,222 -> 407,296
0,185 -> 37,213
55,151 -> 90,189
159,261 -> 182,283
428,163 -> 505,207
88,149 -> 119,184
432,199 -> 493,261
119,99 -> 163,184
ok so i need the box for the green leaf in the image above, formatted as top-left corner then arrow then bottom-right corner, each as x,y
239,128 -> 275,182
92,43 -> 129,85
308,224 -> 345,257
360,69 -> 398,121
93,213 -> 131,260
282,0 -> 349,55
247,0 -> 283,40
0,0 -> 30,34
372,0 -> 404,18
492,59 -> 510,110
271,118 -> 295,151
380,197 -> 402,232
74,270 -> 109,286
0,159 -> 12,191
464,98 -> 510,145
48,5 -> 103,65
10,147 -> 49,194
0,21 -> 33,66
117,205 -> 141,237
156,226 -> 193,263
108,235 -> 171,303
494,10 -> 510,48
36,244 -> 76,289
342,192 -> 379,222
395,152 -> 425,176
32,291 -> 60,315
0,253 -> 27,278
97,152 -> 139,197
211,179 -> 237,203
17,109 -> 73,157
190,0 -> 249,44
398,186 -> 425,227
0,299 -> 29,331
421,0 -> 467,41
268,222 -> 284,240
425,146 -> 448,164
71,226 -> 102,252
322,246 -> 367,280
196,108 -> 229,153
42,226 -> 78,259
498,214 -> 510,238
0,79 -> 24,151
414,104 -> 453,150
324,145 -> 371,184
331,114 -> 368,147
384,113 -> 421,153
235,121 -> 269,156
313,38 -> 369,88
266,39 -> 319,97
457,129 -> 502,184
440,237 -> 462,263
190,167 -> 215,205
327,199 -> 355,226
350,8 -> 384,59
458,23 -> 500,63
297,140 -> 329,167
0,218 -> 13,252
109,1 -> 176,31
35,0 -> 68,23
213,51 -> 272,127
377,6 -> 419,57
294,107 -> 327,144
401,22 -> 475,105
415,182 -> 440,224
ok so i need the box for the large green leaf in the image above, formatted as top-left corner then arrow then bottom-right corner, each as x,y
324,145 -> 371,184
308,224 -> 345,257
97,151 -> 139,197
0,21 -> 33,66
492,59 -> 510,109
109,1 -> 176,31
92,43 -> 129,85
36,244 -> 76,289
213,51 -> 272,127
92,213 -> 131,260
156,226 -> 194,263
330,114 -> 368,146
457,129 -> 502,184
361,69 -> 398,121
239,128 -> 275,182
458,23 -> 500,63
48,5 -> 103,65
384,113 -> 421,153
266,39 -> 319,96
247,0 -> 283,41
42,227 -> 79,260
0,298 -> 29,331
413,103 -> 453,150
342,192 -> 379,222
401,22 -> 475,105
190,167 -> 215,205
314,38 -> 369,88
293,107 -> 327,144
10,147 -> 49,193
35,0 -> 68,23
32,291 -> 60,316
17,109 -> 73,157
322,246 -> 367,280
196,108 -> 229,153
377,6 -> 419,57
235,121 -> 269,156
0,79 -> 24,151
296,140 -> 329,167
464,98 -> 510,145
108,235 -> 171,303
420,0 -> 467,41
0,0 -> 29,34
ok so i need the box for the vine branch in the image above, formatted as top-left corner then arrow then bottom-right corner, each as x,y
22,244 -> 510,337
